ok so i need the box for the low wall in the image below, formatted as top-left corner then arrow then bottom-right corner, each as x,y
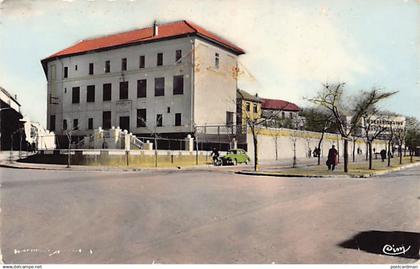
20,149 -> 215,168
246,127 -> 388,161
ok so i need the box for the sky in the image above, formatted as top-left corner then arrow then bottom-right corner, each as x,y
0,0 -> 418,127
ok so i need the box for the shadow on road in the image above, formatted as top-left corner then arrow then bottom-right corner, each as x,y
338,230 -> 420,260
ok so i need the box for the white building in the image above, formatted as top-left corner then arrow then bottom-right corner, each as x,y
41,20 -> 244,143
361,115 -> 406,139
21,117 -> 56,150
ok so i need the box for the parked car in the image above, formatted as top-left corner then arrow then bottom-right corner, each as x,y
221,149 -> 250,165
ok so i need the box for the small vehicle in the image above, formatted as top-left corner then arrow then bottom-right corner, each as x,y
221,149 -> 250,165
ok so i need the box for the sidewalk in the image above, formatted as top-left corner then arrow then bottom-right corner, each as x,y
236,157 -> 420,178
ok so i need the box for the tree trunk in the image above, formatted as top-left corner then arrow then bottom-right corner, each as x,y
368,141 -> 373,170
292,140 -> 297,168
343,139 -> 348,173
275,136 -> 278,160
365,142 -> 368,161
317,131 -> 324,166
399,145 -> 402,164
387,140 -> 391,167
253,131 -> 258,171
352,138 -> 356,163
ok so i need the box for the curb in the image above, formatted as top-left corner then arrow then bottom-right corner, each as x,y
236,161 -> 420,179
0,162 -> 238,173
363,161 -> 420,177
0,163 -> 142,172
235,171 -> 351,178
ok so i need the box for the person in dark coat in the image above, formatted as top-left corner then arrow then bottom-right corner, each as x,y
327,145 -> 338,171
380,149 -> 386,162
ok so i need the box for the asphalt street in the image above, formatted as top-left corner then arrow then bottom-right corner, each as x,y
0,166 -> 419,263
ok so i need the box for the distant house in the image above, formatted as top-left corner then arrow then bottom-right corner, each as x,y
260,98 -> 300,120
236,89 -> 261,126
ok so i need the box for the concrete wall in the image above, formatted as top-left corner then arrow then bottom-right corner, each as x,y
24,149 -> 216,168
246,127 -> 388,161
193,38 -> 238,126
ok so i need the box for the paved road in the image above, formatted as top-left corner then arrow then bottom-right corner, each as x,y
0,166 -> 419,264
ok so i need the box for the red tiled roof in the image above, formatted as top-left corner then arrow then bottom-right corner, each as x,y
42,20 -> 244,63
261,98 -> 300,112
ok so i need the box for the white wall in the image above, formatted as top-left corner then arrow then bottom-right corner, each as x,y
193,38 -> 238,126
246,127 -> 388,162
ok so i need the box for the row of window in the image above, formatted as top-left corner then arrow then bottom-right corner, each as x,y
50,111 -> 183,132
63,50 -> 183,78
70,75 -> 184,104
245,102 -> 258,113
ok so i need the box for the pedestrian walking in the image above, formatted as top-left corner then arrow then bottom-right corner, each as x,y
380,149 -> 386,162
326,145 -> 338,171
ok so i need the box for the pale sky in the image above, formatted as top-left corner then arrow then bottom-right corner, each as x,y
0,0 -> 418,127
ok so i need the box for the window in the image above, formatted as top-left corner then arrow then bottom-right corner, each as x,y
88,118 -> 93,130
75,65 -> 78,71
137,79 -> 147,98
167,107 -> 170,113
175,50 -> 182,63
215,53 -> 219,69
63,119 -> 67,130
245,102 -> 250,112
49,115 -> 56,131
87,85 -> 95,103
154,77 -> 164,96
253,104 -> 258,113
290,112 -> 293,119
72,87 -> 80,104
157,53 -> 163,66
281,111 -> 285,119
226,111 -> 234,126
137,109 -> 146,127
63,67 -> 68,78
119,81 -> 128,99
103,83 -> 112,101
139,55 -> 145,68
156,114 -> 163,127
173,75 -> 184,95
175,113 -> 181,126
103,111 -> 111,129
73,119 -> 79,130
121,58 -> 127,71
89,63 -> 94,75
105,60 -> 110,73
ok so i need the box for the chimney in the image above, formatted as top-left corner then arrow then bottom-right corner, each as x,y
153,20 -> 158,37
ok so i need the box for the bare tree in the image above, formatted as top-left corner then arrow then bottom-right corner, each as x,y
404,117 -> 420,163
309,83 -> 397,173
64,128 -> 76,168
394,126 -> 406,164
300,107 -> 335,165
360,110 -> 388,170
237,95 -> 293,171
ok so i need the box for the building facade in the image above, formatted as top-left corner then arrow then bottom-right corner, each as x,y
236,89 -> 262,126
0,86 -> 23,150
41,21 -> 244,143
